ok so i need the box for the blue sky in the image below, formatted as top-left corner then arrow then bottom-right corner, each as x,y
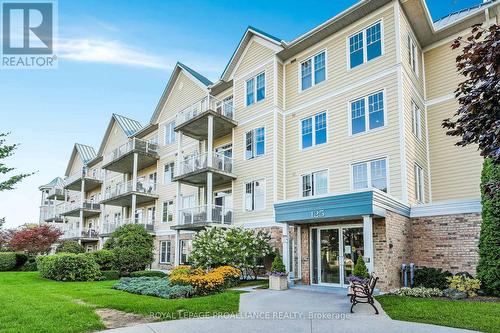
0,0 -> 483,228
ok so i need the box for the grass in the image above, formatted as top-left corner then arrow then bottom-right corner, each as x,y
0,272 -> 241,333
235,279 -> 269,288
376,295 -> 500,333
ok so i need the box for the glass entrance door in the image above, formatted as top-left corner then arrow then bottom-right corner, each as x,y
319,229 -> 341,285
342,227 -> 364,285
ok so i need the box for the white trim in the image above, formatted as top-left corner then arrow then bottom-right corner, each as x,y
425,94 -> 455,107
413,162 -> 424,204
297,49 -> 328,93
243,126 -> 266,160
346,19 -> 385,71
245,71 -> 266,107
410,199 -> 481,218
243,178 -> 267,212
422,48 -> 432,203
299,110 -> 329,150
273,108 -> 278,203
299,168 -> 330,198
159,240 -> 172,264
411,100 -> 422,141
240,219 -> 281,229
349,156 -> 390,194
347,89 -> 387,137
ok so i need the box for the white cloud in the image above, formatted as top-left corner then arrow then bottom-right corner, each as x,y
56,38 -> 172,70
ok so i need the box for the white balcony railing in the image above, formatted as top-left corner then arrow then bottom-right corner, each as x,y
103,179 -> 157,201
175,152 -> 233,177
63,200 -> 100,214
103,138 -> 159,166
176,95 -> 234,127
61,228 -> 98,239
47,187 -> 64,198
65,167 -> 102,187
102,217 -> 155,234
178,204 -> 233,226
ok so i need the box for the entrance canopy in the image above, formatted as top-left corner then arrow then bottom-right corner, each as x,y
274,189 -> 409,224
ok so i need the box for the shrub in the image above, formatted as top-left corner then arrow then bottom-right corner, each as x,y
9,225 -> 62,255
101,270 -> 120,280
414,267 -> 452,289
213,266 -> 241,288
391,287 -> 443,298
130,270 -> 166,278
268,254 -> 287,277
57,240 -> 84,254
190,227 -> 272,279
352,256 -> 369,279
21,257 -> 38,271
37,253 -> 101,281
104,225 -> 154,275
113,277 -> 194,299
14,252 -> 28,269
86,250 -> 115,271
477,158 -> 500,296
0,252 -> 16,271
447,275 -> 481,297
169,265 -> 239,295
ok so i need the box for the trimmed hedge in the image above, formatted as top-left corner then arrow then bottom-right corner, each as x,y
414,267 -> 452,290
113,277 -> 194,299
14,253 -> 28,269
101,270 -> 120,280
130,270 -> 166,278
37,253 -> 101,281
0,252 -> 16,271
21,257 -> 38,271
85,250 -> 116,271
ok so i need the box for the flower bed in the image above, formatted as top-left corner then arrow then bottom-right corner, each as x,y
169,265 -> 241,295
112,277 -> 194,299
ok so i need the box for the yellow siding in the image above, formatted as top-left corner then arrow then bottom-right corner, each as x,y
399,9 -> 424,98
424,42 -> 462,101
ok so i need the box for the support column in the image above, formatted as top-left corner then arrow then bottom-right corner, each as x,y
176,131 -> 183,175
207,115 -> 213,167
363,215 -> 374,273
297,225 -> 302,280
174,229 -> 181,266
206,172 -> 213,222
283,223 -> 290,280
131,152 -> 138,221
176,181 -> 182,224
79,178 -> 85,238
131,195 -> 137,223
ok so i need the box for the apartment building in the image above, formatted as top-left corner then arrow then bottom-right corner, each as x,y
39,0 -> 499,290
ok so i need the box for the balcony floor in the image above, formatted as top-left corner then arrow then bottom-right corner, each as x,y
61,208 -> 101,218
64,178 -> 102,192
175,110 -> 237,141
100,192 -> 158,207
102,151 -> 158,174
173,167 -> 236,187
171,222 -> 232,231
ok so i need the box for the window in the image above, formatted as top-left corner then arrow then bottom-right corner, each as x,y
162,200 -> 174,223
246,72 -> 265,106
352,158 -> 387,192
159,240 -> 171,264
301,170 -> 328,197
147,206 -> 156,223
216,96 -> 234,118
301,111 -> 327,149
163,162 -> 174,184
349,21 -> 382,69
301,51 -> 326,90
411,101 -> 422,140
245,127 -> 265,159
408,35 -> 418,75
414,164 -> 424,203
245,179 -> 265,211
180,239 -> 192,264
164,121 -> 176,145
350,91 -> 385,135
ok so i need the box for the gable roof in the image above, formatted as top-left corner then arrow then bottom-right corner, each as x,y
150,62 -> 211,124
39,177 -> 64,190
64,143 -> 97,176
95,113 -> 144,157
433,0 -> 496,30
220,26 -> 284,82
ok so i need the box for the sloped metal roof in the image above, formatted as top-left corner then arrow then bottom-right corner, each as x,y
433,0 -> 495,30
177,62 -> 213,86
39,177 -> 64,189
75,143 -> 97,164
113,113 -> 143,137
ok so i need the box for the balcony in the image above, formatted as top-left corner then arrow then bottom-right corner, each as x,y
102,138 -> 159,174
46,188 -> 65,200
61,200 -> 101,218
175,96 -> 237,141
173,152 -> 236,187
64,167 -> 102,192
171,204 -> 233,231
62,228 -> 99,241
101,179 -> 158,207
101,217 -> 155,236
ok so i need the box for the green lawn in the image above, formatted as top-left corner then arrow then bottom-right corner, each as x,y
235,279 -> 269,288
0,272 -> 241,333
377,295 -> 500,333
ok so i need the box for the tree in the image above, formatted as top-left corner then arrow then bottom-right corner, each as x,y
270,254 -> 286,274
104,224 -> 154,275
352,256 -> 369,279
190,227 -> 273,279
0,228 -> 15,252
477,158 -> 500,296
442,24 -> 499,163
0,133 -> 34,191
9,225 -> 62,255
57,240 -> 84,254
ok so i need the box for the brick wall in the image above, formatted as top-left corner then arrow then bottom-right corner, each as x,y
411,213 -> 481,275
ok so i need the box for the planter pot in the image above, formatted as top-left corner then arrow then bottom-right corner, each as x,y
269,275 -> 288,290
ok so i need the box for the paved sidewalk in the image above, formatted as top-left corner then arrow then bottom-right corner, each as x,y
102,288 -> 479,333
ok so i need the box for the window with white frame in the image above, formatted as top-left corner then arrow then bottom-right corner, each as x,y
164,121 -> 176,145
352,158 -> 388,192
163,162 -> 174,184
245,127 -> 265,159
245,179 -> 265,211
216,96 -> 234,118
301,170 -> 328,197
350,91 -> 385,135
411,101 -> 422,140
414,163 -> 424,203
159,240 -> 171,264
349,21 -> 382,69
162,200 -> 174,222
301,51 -> 326,90
246,72 -> 265,106
301,111 -> 327,149
408,35 -> 418,75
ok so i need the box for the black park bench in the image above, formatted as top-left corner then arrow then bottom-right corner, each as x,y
347,275 -> 379,314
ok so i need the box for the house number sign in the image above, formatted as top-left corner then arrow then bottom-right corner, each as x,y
311,209 -> 325,218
